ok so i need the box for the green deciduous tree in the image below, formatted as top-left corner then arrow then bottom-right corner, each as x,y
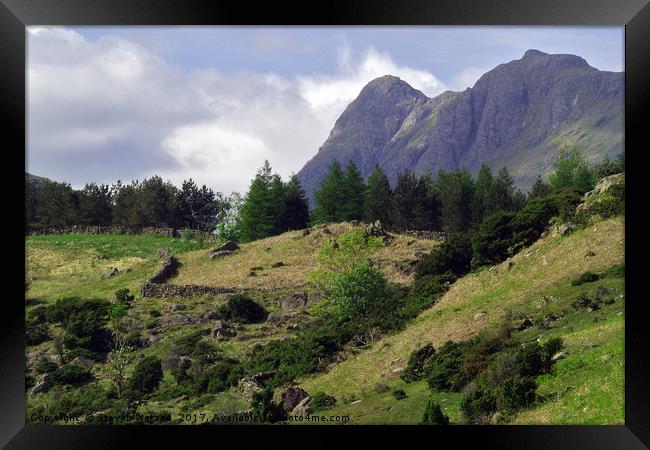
79,183 -> 113,226
548,145 -> 595,192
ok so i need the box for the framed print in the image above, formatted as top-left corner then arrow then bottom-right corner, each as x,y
2,0 -> 649,447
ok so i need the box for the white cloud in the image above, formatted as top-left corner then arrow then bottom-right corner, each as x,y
298,46 -> 445,126
449,66 -> 489,91
28,28 -> 446,195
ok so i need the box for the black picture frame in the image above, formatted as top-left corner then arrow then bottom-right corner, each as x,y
2,0 -> 648,447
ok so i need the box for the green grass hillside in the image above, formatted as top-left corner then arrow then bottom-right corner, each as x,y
297,217 -> 624,424
172,223 -> 440,290
26,234 -> 211,302
24,215 -> 624,425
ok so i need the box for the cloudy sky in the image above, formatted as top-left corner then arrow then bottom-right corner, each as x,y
27,26 -> 623,195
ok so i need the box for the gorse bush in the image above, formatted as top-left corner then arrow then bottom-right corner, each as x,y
128,356 -> 163,398
460,337 -> 563,423
392,389 -> 407,400
472,189 -> 582,265
35,358 -> 58,375
424,341 -> 468,392
26,320 -> 49,346
217,294 -> 268,324
471,211 -> 517,265
45,297 -> 112,356
422,400 -> 450,425
49,364 -> 93,386
115,288 -> 135,303
310,391 -> 337,411
402,344 -> 436,382
251,388 -> 286,423
415,233 -> 473,279
589,182 -> 625,219
571,271 -> 600,286
397,274 -> 451,322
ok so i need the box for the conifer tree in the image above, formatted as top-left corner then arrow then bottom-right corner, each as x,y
363,164 -> 392,226
422,400 -> 450,425
434,169 -> 475,233
485,167 -> 517,215
239,160 -> 278,242
413,173 -> 441,231
313,160 -> 345,224
471,164 -> 494,225
391,170 -> 420,231
339,161 -> 366,221
279,174 -> 310,232
528,175 -> 550,199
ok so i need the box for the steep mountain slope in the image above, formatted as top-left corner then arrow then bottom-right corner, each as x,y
297,50 -> 623,203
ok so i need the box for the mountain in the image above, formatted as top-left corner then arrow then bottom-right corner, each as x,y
297,49 -> 623,204
25,171 -> 53,189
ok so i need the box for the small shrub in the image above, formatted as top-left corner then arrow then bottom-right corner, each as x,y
38,383 -> 114,420
571,271 -> 600,286
572,293 -> 600,311
374,383 -> 390,393
45,297 -> 112,354
424,341 -> 467,392
471,211 -> 517,265
128,356 -> 163,397
109,302 -> 130,325
217,294 -> 268,324
402,344 -> 436,382
26,320 -> 49,346
27,305 -> 48,324
115,288 -> 135,303
399,273 -> 453,321
460,381 -> 498,424
589,183 -> 624,218
192,361 -> 242,395
149,309 -> 162,318
50,364 -> 93,386
495,377 -> 537,413
35,358 -> 58,375
251,388 -> 286,423
392,389 -> 407,400
310,391 -> 337,411
415,233 -> 473,279
329,262 -> 389,322
422,400 -> 450,425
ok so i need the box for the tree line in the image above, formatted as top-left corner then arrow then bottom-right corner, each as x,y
26,176 -> 228,233
25,145 -> 623,242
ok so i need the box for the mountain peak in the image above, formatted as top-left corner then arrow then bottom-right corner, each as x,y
522,49 -> 549,59
519,49 -> 591,69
